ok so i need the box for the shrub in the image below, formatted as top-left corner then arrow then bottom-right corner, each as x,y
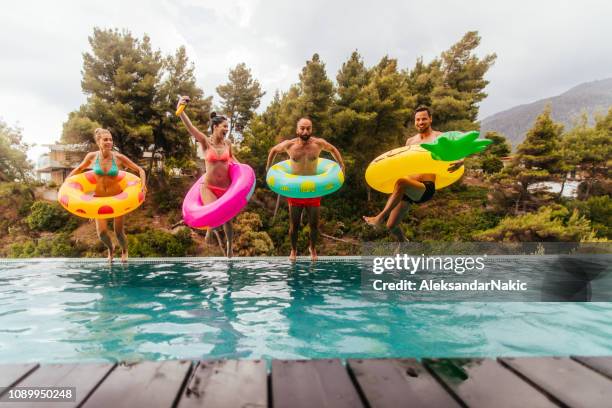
127,227 -> 195,257
26,201 -> 77,232
567,195 -> 612,239
8,233 -> 83,257
474,205 -> 598,242
233,212 -> 274,256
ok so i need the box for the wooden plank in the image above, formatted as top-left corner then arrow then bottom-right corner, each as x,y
271,359 -> 363,408
82,360 -> 192,408
0,364 -> 38,394
0,363 -> 115,408
500,357 -> 612,408
177,360 -> 267,408
347,358 -> 460,408
425,358 -> 557,408
572,356 -> 612,380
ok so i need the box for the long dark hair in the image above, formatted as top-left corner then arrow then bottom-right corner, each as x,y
209,112 -> 227,134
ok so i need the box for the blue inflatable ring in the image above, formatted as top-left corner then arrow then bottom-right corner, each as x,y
266,158 -> 344,198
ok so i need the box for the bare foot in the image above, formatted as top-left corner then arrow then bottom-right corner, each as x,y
107,246 -> 115,264
363,215 -> 383,227
289,250 -> 297,262
309,246 -> 318,262
121,248 -> 128,263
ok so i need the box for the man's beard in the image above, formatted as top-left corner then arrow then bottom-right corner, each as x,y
299,134 -> 311,141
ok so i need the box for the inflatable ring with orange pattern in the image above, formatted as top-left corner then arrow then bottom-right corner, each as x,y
58,171 -> 145,219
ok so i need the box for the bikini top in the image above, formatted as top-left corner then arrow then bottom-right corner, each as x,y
205,147 -> 231,163
93,152 -> 119,177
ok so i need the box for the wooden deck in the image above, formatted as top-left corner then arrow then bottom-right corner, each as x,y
1,357 -> 612,407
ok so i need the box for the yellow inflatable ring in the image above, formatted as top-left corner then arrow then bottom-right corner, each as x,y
365,145 -> 464,194
58,171 -> 144,219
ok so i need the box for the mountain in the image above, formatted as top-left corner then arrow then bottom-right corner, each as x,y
480,78 -> 612,148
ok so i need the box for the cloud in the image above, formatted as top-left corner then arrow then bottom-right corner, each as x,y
1,0 -> 611,160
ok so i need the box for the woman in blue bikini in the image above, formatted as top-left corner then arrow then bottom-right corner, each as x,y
69,128 -> 147,263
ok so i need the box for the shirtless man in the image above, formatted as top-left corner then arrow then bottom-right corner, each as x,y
363,106 -> 462,241
267,118 -> 345,261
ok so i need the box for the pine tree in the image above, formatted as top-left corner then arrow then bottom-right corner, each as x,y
297,53 -> 334,136
361,56 -> 413,150
404,31 -> 496,132
69,29 -> 210,174
80,28 -> 163,159
562,109 -> 612,197
216,63 -> 265,140
331,51 -> 375,150
155,46 -> 211,166
500,106 -> 564,209
472,131 -> 511,174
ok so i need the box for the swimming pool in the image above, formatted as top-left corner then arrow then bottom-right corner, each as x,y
1,257 -> 611,364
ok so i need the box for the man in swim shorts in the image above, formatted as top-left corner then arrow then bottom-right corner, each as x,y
363,106 -> 462,241
267,117 -> 345,261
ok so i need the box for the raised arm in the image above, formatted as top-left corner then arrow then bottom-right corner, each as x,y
266,140 -> 289,171
116,153 -> 147,193
68,152 -> 95,177
319,138 -> 345,174
176,96 -> 209,149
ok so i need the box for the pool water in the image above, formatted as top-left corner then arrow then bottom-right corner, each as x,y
1,258 -> 611,363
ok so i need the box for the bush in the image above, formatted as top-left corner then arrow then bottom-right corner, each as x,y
0,182 -> 35,236
233,212 -> 274,256
474,205 -> 598,242
567,195 -> 612,239
128,227 -> 195,257
26,201 -> 77,232
8,233 -> 84,257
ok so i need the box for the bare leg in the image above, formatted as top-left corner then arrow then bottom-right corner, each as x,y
200,183 -> 221,250
96,219 -> 114,263
363,177 -> 425,226
114,216 -> 128,263
305,206 -> 320,261
386,201 -> 409,243
223,220 -> 233,258
288,204 -> 302,261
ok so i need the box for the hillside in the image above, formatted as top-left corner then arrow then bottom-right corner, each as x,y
481,78 -> 612,148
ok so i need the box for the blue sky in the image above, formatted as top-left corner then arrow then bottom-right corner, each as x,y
2,0 -> 611,160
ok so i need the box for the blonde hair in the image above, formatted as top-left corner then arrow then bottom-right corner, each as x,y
93,128 -> 111,143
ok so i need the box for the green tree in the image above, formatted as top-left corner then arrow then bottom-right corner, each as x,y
405,57 -> 437,108
72,28 -> 210,173
330,51 -> 375,150
60,111 -> 100,144
562,109 -> 612,198
500,106 -> 564,209
216,63 -> 265,139
296,53 -> 334,136
239,116 -> 278,184
432,31 -> 497,130
80,28 -> 163,159
470,131 -> 511,174
0,120 -> 32,182
152,46 -> 211,171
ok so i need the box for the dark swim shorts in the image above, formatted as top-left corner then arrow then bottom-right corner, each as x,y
402,181 -> 435,204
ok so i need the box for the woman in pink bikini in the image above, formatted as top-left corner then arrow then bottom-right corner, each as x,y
177,96 -> 239,257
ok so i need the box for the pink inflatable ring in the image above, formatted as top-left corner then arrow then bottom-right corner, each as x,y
182,163 -> 256,229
